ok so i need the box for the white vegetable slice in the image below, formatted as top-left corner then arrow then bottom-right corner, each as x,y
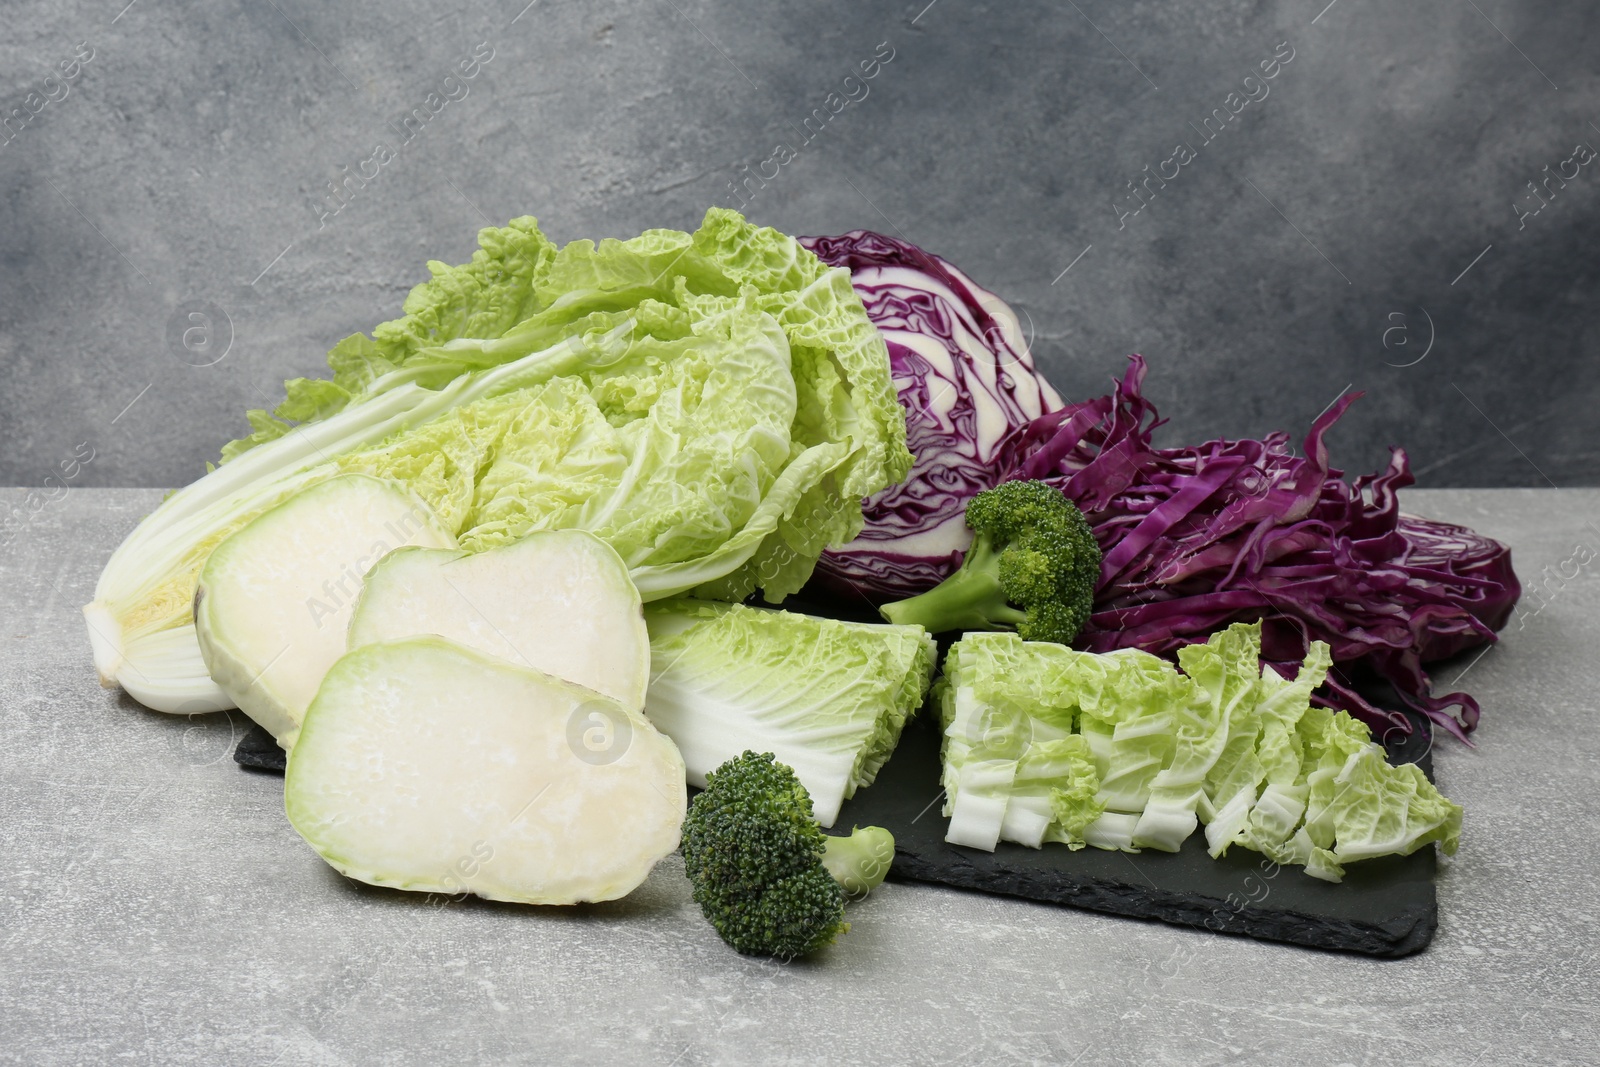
284,636 -> 686,905
944,759 -> 1017,850
347,530 -> 648,710
194,474 -> 456,747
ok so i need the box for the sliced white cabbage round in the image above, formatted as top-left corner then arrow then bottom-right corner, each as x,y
285,636 -> 686,905
347,530 -> 648,710
193,474 -> 456,747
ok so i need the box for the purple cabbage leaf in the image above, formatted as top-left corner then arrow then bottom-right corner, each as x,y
1005,355 -> 1521,742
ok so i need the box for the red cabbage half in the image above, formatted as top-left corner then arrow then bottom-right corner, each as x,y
1006,355 -> 1521,742
799,230 -> 1063,602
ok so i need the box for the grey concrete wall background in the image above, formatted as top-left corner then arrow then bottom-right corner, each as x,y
1,0 -> 1595,490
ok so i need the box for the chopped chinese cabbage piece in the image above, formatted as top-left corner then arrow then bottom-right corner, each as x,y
642,599 -> 935,827
348,529 -> 648,710
936,622 -> 1462,881
285,636 -> 686,905
194,474 -> 455,747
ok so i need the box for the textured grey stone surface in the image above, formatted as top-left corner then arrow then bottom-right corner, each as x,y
3,487 -> 1597,1066
2,1 -> 1597,491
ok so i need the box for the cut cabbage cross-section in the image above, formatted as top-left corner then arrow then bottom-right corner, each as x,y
285,636 -> 686,905
642,598 -> 936,827
347,530 -> 648,710
193,474 -> 456,747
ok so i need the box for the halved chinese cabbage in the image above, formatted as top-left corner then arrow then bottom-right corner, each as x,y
347,530 -> 648,710
642,598 -> 935,827
285,636 -> 686,905
193,474 -> 455,746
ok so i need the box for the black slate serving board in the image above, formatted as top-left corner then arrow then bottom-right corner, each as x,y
234,724 -> 287,773
233,685 -> 1442,957
833,711 -> 1439,958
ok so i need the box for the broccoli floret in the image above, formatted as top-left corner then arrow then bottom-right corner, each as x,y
879,480 -> 1101,644
682,752 -> 894,958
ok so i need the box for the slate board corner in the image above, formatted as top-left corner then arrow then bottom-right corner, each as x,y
234,723 -> 287,774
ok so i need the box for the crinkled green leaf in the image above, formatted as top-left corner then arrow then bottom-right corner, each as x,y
326,333 -> 395,396
274,378 -> 352,423
214,208 -> 907,603
221,217 -> 558,463
371,215 -> 556,363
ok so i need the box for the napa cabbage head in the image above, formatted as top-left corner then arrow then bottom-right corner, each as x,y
84,209 -> 912,713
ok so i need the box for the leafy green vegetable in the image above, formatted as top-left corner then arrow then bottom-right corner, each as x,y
85,210 -> 912,713
642,599 -> 935,827
222,217 -> 560,460
936,622 -> 1462,881
880,480 -> 1100,645
682,751 -> 892,958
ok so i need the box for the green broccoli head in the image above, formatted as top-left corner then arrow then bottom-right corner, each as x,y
879,480 -> 1101,645
681,752 -> 849,958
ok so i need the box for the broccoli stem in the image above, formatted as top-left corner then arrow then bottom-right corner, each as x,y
878,533 -> 1028,633
821,826 -> 896,897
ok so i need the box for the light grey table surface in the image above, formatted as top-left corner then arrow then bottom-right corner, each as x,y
3,487 -> 1597,1067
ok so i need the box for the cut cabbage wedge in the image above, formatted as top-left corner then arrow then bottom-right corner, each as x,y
348,530 -> 648,710
285,636 -> 686,905
194,474 -> 456,747
642,598 -> 935,827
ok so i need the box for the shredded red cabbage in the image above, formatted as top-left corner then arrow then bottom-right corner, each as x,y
799,230 -> 1063,602
1005,355 -> 1521,742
